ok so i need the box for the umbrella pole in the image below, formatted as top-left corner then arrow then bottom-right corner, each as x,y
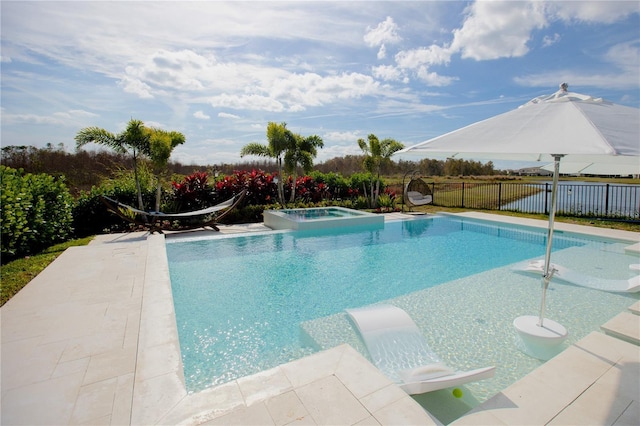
538,155 -> 562,327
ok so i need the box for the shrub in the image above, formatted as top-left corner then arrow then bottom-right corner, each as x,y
376,188 -> 399,212
376,193 -> 395,212
292,175 -> 328,203
1,166 -> 74,261
216,169 -> 278,205
349,172 -> 385,199
309,171 -> 351,199
171,171 -> 216,211
354,196 -> 369,209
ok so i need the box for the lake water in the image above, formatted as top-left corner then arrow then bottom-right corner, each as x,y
501,182 -> 639,218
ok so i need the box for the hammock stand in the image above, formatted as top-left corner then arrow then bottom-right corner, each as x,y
101,189 -> 246,233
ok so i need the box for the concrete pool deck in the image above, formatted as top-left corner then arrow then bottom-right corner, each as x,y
1,212 -> 638,425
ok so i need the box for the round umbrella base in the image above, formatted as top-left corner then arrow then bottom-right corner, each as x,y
513,315 -> 568,361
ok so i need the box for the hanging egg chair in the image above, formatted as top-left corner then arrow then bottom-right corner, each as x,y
404,175 -> 433,211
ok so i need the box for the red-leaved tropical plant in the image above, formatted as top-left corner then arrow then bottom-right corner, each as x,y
215,169 -> 278,205
171,171 -> 215,211
292,175 -> 329,203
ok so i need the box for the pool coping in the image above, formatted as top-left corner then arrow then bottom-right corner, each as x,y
1,212 -> 638,424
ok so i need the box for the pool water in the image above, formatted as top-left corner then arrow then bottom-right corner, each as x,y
166,215 -> 639,404
280,207 -> 361,220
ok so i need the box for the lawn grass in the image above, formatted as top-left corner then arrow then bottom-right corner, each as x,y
1,236 -> 94,307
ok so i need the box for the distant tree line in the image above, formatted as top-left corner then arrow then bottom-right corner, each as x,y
1,144 -> 501,196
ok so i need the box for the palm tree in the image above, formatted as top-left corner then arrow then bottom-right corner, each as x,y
75,119 -> 150,209
284,133 -> 324,202
357,134 -> 404,207
147,128 -> 186,212
240,122 -> 292,206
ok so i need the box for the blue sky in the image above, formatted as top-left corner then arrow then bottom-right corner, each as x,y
1,1 -> 639,168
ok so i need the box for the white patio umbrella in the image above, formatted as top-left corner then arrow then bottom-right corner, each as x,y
397,83 -> 640,338
540,158 -> 639,176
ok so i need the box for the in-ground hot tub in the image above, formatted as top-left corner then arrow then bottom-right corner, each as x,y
263,207 -> 384,230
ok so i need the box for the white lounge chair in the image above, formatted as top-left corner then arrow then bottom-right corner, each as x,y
514,259 -> 640,293
345,304 -> 495,395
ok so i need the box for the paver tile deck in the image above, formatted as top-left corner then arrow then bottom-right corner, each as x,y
454,330 -> 640,425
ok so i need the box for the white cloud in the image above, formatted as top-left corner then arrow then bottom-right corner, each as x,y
210,93 -> 285,112
315,143 -> 362,162
118,76 -> 154,99
514,70 -> 638,91
143,120 -> 165,129
2,109 -> 98,125
395,45 -> 452,69
194,111 -> 210,120
415,67 -> 458,86
605,40 -> 640,74
121,49 -> 211,95
218,112 -> 240,119
364,16 -> 402,48
323,130 -> 362,142
269,72 -> 381,111
372,65 -> 404,82
450,1 -> 548,60
542,33 -> 561,47
391,45 -> 453,87
548,1 -> 640,24
377,44 -> 387,60
514,40 -> 640,91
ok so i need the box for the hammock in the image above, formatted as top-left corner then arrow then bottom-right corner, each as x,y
404,177 -> 433,210
101,189 -> 246,233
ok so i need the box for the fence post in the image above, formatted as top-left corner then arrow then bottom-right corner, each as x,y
498,182 -> 502,209
544,183 -> 549,215
461,182 -> 465,208
431,182 -> 435,204
605,184 -> 610,216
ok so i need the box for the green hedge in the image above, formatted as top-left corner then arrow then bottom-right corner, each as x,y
1,166 -> 74,261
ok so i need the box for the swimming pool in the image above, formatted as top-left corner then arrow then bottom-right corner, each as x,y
166,215 -> 639,406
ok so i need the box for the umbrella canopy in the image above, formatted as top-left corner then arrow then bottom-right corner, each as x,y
540,159 -> 639,176
398,84 -> 640,336
399,84 -> 639,163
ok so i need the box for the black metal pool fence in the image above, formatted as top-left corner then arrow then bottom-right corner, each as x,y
423,181 -> 640,220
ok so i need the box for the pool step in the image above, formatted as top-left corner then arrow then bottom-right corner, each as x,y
624,242 -> 640,255
629,301 -> 640,315
600,311 -> 640,345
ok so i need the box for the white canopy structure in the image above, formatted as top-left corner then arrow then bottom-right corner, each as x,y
397,84 -> 640,346
399,85 -> 639,164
